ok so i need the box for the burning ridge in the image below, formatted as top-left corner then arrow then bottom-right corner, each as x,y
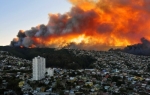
11,0 -> 150,51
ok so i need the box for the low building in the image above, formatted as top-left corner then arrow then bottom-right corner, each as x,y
46,68 -> 54,76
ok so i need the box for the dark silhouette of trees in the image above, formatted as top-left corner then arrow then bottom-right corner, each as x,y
0,46 -> 96,69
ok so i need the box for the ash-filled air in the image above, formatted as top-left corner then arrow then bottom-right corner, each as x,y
10,0 -> 150,50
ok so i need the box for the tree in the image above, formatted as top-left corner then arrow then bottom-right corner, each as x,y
59,90 -> 65,95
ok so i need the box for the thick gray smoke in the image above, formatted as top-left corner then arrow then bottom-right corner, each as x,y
10,7 -> 100,48
10,30 -> 26,46
11,24 -> 49,47
10,0 -> 150,51
123,38 -> 150,55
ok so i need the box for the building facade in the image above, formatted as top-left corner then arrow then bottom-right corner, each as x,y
32,56 -> 46,80
46,68 -> 54,76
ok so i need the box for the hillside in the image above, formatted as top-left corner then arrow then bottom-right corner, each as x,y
0,46 -> 96,69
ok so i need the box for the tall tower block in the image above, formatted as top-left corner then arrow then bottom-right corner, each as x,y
32,56 -> 45,80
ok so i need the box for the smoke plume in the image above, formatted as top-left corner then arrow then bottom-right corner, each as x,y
11,0 -> 150,50
123,38 -> 150,55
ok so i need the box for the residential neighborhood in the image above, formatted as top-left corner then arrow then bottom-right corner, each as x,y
1,49 -> 150,95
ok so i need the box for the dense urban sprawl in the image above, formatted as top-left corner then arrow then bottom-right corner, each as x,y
1,49 -> 150,95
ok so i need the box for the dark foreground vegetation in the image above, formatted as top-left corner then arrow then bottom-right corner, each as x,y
0,46 -> 96,69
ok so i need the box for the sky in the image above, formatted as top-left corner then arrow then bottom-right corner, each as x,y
0,0 -> 72,46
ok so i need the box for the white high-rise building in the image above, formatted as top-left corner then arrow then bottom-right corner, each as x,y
32,56 -> 46,80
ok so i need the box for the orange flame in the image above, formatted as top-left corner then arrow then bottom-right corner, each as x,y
20,46 -> 23,48
13,0 -> 150,50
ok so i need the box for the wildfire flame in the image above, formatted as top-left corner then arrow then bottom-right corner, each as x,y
20,46 -> 23,48
11,0 -> 150,50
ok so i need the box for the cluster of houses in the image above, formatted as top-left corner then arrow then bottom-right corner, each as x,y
0,51 -> 32,94
0,51 -> 31,71
68,49 -> 150,95
1,49 -> 150,95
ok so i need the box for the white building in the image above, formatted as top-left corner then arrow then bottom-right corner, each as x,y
32,56 -> 46,80
46,68 -> 54,76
